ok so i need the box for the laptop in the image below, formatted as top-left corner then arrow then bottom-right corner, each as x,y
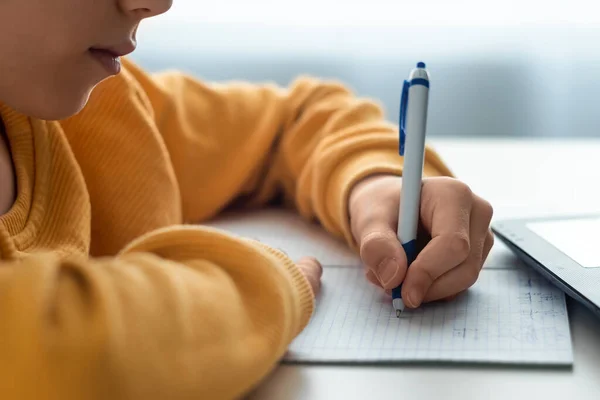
492,214 -> 600,318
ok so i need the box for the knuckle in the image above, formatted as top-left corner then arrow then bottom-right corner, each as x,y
449,179 -> 473,199
421,266 -> 438,286
362,230 -> 395,244
479,198 -> 494,221
359,230 -> 395,263
447,232 -> 471,259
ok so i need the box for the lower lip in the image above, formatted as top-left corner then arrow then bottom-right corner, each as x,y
89,49 -> 121,75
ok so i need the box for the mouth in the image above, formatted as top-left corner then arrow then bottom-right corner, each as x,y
88,40 -> 137,75
90,39 -> 137,58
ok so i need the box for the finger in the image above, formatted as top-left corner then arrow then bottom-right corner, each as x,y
437,228 -> 494,302
359,228 -> 407,290
481,230 -> 495,263
297,257 -> 323,296
298,266 -> 321,296
297,256 -> 323,277
350,179 -> 407,289
422,233 -> 493,302
400,179 -> 474,307
352,202 -> 407,290
422,199 -> 494,303
442,291 -> 463,302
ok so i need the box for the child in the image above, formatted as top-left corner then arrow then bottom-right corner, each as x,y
0,1 -> 494,399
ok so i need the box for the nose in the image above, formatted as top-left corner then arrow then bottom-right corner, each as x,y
119,0 -> 173,19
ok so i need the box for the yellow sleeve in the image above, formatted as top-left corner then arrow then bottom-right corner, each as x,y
0,226 -> 313,400
122,59 -> 453,248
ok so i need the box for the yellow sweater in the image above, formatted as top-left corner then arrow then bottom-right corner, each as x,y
0,59 -> 451,399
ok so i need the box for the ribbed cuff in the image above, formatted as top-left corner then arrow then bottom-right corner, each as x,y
244,239 -> 315,339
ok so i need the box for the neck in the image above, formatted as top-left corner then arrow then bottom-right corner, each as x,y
0,119 -> 16,215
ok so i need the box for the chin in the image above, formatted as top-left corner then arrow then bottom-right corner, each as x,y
26,88 -> 94,121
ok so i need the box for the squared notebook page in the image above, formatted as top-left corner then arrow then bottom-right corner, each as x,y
205,209 -> 573,365
284,266 -> 573,365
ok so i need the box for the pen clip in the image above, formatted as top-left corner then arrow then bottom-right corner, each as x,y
399,80 -> 409,156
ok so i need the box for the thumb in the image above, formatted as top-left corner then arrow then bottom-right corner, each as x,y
359,223 -> 407,290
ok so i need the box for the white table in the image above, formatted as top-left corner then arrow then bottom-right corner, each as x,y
248,138 -> 600,400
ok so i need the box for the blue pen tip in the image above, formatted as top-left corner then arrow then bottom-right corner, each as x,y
417,61 -> 426,68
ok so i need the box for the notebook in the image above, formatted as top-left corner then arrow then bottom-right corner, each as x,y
283,265 -> 572,365
206,209 -> 574,366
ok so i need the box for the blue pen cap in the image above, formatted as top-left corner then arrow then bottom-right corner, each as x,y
399,80 -> 409,156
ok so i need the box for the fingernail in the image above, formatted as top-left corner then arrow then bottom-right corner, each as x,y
406,289 -> 421,308
376,258 -> 398,287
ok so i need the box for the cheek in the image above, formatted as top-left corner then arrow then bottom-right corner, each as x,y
0,10 -> 100,120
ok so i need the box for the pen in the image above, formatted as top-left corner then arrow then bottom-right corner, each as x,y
392,61 -> 430,317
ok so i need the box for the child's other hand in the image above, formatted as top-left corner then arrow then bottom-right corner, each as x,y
349,175 -> 494,308
297,256 -> 323,297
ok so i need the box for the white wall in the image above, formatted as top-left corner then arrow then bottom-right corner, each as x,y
131,1 -> 600,137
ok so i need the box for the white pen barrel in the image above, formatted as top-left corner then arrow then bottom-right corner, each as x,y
398,82 -> 429,244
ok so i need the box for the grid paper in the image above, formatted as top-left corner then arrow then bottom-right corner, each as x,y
284,266 -> 573,365
205,209 -> 573,365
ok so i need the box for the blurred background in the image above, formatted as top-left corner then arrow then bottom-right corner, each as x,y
132,0 -> 600,138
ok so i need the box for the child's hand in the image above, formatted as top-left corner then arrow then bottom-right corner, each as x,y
348,175 -> 494,308
297,256 -> 323,296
